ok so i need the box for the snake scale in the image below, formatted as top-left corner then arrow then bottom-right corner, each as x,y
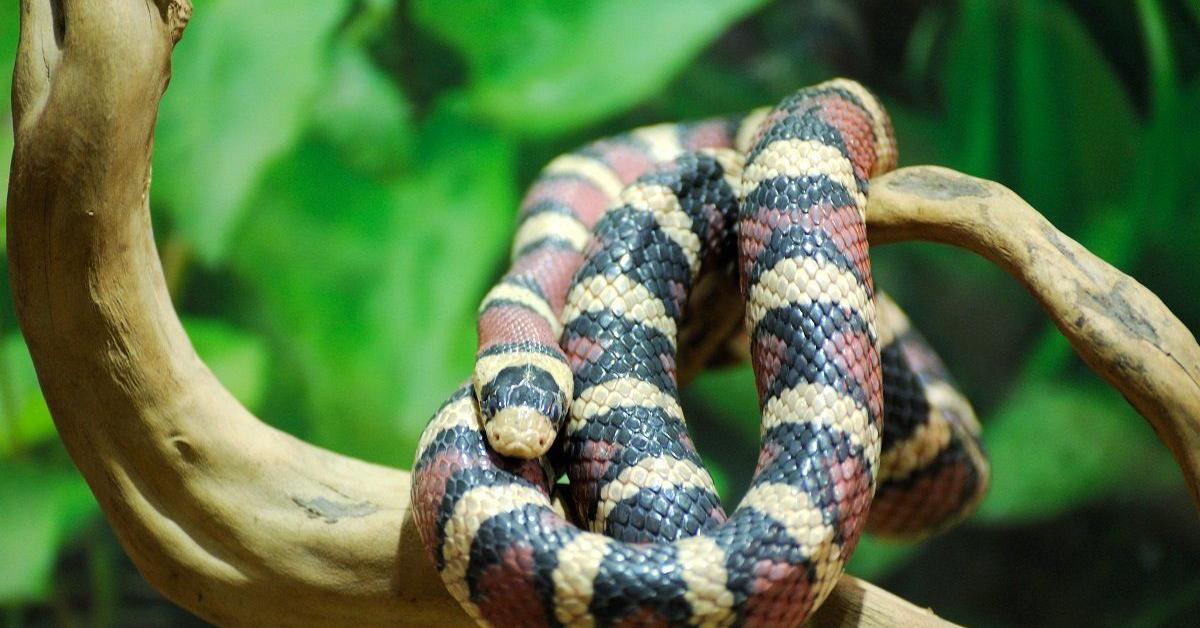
413,79 -> 990,626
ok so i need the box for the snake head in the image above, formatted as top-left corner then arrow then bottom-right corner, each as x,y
476,364 -> 569,459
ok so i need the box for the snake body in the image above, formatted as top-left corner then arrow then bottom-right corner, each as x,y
414,80 -> 989,626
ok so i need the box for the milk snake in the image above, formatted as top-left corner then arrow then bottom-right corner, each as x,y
412,79 -> 989,626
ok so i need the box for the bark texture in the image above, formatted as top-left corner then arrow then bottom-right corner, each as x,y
865,167 -> 1200,510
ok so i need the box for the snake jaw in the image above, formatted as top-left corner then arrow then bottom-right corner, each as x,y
485,405 -> 559,459
477,363 -> 569,458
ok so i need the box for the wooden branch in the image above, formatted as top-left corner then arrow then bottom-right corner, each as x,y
810,578 -> 957,628
6,1 -> 960,626
866,167 -> 1200,510
695,168 -> 1200,513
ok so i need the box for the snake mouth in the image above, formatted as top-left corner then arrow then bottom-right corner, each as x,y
477,362 -> 569,458
485,405 -> 558,459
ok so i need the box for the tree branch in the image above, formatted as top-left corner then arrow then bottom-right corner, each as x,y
8,1 -> 1195,627
865,167 -> 1200,511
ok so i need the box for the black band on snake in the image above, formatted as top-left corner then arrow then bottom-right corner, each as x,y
414,79 -> 989,627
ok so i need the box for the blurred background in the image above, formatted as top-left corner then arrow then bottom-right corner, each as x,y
2,0 -> 1199,625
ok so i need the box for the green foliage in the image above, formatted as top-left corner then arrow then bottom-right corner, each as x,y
0,464 -> 93,604
0,0 -> 15,110
0,0 -> 15,254
230,105 -> 515,463
183,318 -> 271,411
0,120 -> 10,253
312,43 -> 414,177
1,0 -> 1198,623
413,0 -> 770,135
153,0 -> 349,264
0,335 -> 55,458
977,382 -> 1180,522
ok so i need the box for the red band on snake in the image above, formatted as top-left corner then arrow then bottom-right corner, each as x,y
417,79 -> 989,627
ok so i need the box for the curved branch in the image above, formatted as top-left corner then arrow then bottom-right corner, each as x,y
8,1 -> 453,625
13,1 -> 1197,625
866,167 -> 1200,510
6,1 -> 960,626
705,170 -> 1200,511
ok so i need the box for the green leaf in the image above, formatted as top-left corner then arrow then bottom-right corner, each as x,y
183,318 -> 270,412
0,0 -> 18,111
705,458 -> 731,504
1010,0 -> 1139,218
885,101 -> 951,169
0,462 -> 96,603
152,0 -> 347,264
1,113 -> 12,254
1015,95 -> 1196,386
1136,0 -> 1179,114
377,105 -> 517,460
1,0 -> 17,253
901,6 -> 947,88
976,382 -> 1180,522
942,0 -> 1002,177
230,136 -> 399,457
0,334 -> 55,457
230,105 -> 516,465
1125,3 -> 1190,244
412,0 -> 769,135
846,535 -> 918,581
943,1 -> 1139,218
687,365 -> 761,447
311,43 -> 414,178
650,60 -> 770,124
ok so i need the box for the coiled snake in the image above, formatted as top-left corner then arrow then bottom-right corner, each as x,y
413,79 -> 990,626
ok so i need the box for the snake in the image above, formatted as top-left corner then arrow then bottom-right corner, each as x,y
412,79 -> 990,626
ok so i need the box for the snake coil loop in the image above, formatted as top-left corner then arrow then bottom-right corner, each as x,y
414,79 -> 988,627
